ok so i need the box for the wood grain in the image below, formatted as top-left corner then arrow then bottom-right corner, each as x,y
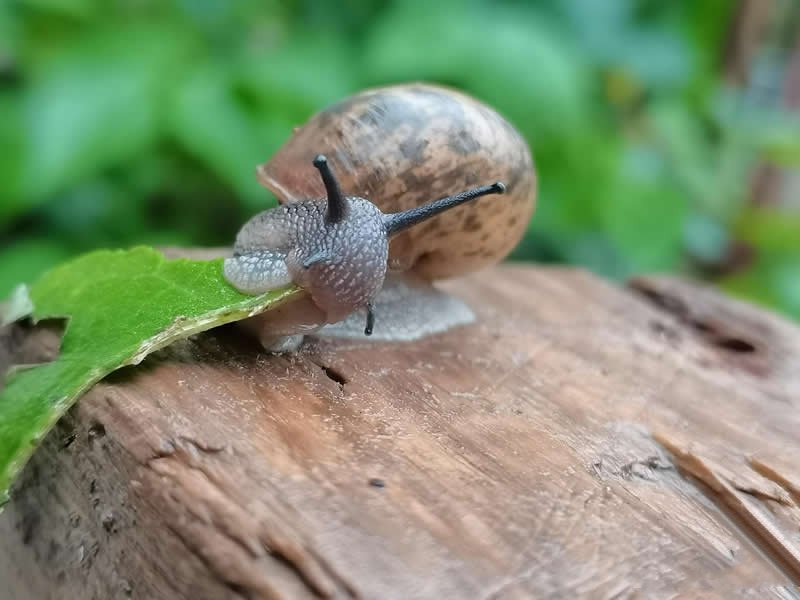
1,265 -> 799,599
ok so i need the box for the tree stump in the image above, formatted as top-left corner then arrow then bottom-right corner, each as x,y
1,265 -> 799,599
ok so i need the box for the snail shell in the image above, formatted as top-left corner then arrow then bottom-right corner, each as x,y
257,83 -> 537,281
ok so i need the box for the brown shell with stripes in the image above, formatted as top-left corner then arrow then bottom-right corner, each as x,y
257,83 -> 537,281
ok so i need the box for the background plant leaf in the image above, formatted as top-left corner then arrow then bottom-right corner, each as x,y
2,1 -> 800,327
20,24 -> 192,212
0,246 -> 298,506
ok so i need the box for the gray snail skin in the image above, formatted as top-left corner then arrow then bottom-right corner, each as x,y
223,83 -> 537,350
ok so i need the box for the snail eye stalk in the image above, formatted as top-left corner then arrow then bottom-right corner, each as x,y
313,154 -> 347,225
383,182 -> 506,236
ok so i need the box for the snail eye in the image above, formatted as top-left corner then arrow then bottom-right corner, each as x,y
312,154 -> 348,225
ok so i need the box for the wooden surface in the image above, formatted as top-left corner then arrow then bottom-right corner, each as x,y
1,265 -> 800,599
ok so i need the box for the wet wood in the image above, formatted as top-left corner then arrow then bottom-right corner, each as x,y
1,265 -> 799,599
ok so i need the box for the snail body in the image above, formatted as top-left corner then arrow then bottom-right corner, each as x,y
224,83 -> 536,350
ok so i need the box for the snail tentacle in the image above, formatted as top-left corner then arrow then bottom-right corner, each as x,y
313,154 -> 347,225
365,303 -> 375,336
382,182 -> 506,237
302,251 -> 331,270
317,274 -> 475,341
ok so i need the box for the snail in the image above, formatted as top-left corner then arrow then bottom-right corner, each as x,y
223,83 -> 537,351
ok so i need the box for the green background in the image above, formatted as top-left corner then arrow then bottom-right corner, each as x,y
2,0 -> 799,320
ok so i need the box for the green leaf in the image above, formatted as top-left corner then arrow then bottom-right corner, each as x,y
362,0 -> 478,84
683,213 -> 729,264
236,34 -> 358,121
463,13 -> 592,143
565,232 -> 630,280
757,121 -> 800,167
602,168 -> 689,274
20,24 -> 191,208
647,100 -> 714,206
363,2 -> 592,143
18,0 -> 98,20
169,63 -> 278,210
0,246 -> 298,506
0,93 -> 25,223
721,252 -> 800,321
735,207 -> 800,253
563,0 -> 692,91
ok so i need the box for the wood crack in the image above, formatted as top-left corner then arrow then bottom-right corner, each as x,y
655,432 -> 800,584
750,458 -> 800,506
307,357 -> 349,395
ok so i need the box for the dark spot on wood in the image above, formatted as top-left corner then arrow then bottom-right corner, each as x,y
19,509 -> 40,545
507,216 -> 519,229
689,318 -> 715,334
619,456 -> 673,481
649,320 -> 680,342
713,336 -> 757,354
687,319 -> 758,354
226,582 -> 251,596
631,285 -> 691,320
88,423 -> 106,448
101,510 -> 117,533
631,280 -> 768,376
46,538 -> 60,562
321,365 -> 348,386
369,478 -> 386,488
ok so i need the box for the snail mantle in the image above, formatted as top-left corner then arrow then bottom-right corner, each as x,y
2,265 -> 800,599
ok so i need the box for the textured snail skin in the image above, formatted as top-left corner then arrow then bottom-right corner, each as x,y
259,83 -> 536,280
224,196 -> 388,324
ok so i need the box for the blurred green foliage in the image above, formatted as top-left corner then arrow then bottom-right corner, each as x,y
1,0 -> 799,319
